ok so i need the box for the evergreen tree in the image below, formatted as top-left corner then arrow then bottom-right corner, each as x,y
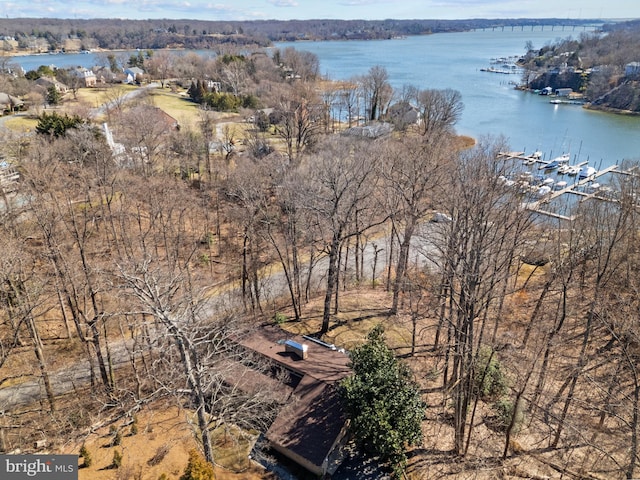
340,324 -> 425,477
46,85 -> 61,105
180,449 -> 215,480
35,112 -> 84,137
187,80 -> 207,104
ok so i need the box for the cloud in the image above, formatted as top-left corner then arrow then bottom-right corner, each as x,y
338,0 -> 393,5
267,0 -> 299,7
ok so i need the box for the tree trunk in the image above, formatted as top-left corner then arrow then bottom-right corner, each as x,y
27,316 -> 55,413
391,223 -> 414,315
321,237 -> 341,335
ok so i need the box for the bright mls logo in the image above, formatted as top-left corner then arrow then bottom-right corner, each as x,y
0,455 -> 77,479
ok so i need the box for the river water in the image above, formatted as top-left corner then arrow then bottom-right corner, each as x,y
275,29 -> 640,169
9,28 -> 640,167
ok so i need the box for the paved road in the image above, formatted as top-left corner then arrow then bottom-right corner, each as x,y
89,82 -> 160,118
0,340 -> 134,410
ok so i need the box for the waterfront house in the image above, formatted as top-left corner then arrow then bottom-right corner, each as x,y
92,66 -> 121,84
238,325 -> 352,477
625,62 -> 640,77
385,101 -> 421,129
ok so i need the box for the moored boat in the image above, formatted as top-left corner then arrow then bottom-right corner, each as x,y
579,166 -> 597,179
536,185 -> 552,197
567,165 -> 582,176
538,153 -> 569,171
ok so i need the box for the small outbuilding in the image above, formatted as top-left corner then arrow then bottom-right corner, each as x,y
625,62 -> 640,77
555,88 -> 573,97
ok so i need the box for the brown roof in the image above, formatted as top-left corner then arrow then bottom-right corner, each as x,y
239,325 -> 351,382
237,325 -> 351,474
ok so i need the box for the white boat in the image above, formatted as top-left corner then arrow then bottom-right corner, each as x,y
557,162 -> 573,174
539,153 -> 569,170
579,166 -> 597,179
536,185 -> 552,197
542,177 -> 554,185
555,181 -> 568,190
567,165 -> 582,176
523,150 -> 543,165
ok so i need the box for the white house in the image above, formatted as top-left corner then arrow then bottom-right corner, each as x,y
123,67 -> 144,84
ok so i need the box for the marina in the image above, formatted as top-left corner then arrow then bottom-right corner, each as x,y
498,151 -> 634,221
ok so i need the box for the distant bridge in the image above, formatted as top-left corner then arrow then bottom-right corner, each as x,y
475,24 -> 601,32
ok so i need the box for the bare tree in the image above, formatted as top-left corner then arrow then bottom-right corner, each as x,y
430,138 -> 533,455
300,136 -> 384,334
144,50 -> 175,88
0,229 -> 56,412
272,84 -> 325,163
359,65 -> 392,121
111,172 -> 281,464
415,88 -> 464,136
338,80 -> 362,128
379,124 -> 452,315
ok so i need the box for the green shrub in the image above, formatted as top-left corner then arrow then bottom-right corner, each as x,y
273,312 -> 287,325
130,416 -> 139,436
492,398 -> 513,430
492,397 -> 525,433
112,429 -> 122,446
35,111 -> 84,137
112,449 -> 122,469
79,444 -> 92,468
474,346 -> 508,399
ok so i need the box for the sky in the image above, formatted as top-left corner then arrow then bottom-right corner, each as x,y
0,0 -> 638,22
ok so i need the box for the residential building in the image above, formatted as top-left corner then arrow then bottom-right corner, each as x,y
72,68 -> 97,88
238,326 -> 352,477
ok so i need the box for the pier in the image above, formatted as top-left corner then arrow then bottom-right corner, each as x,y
497,151 -> 631,221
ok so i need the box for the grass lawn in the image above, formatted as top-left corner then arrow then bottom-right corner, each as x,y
147,87 -> 202,130
3,114 -> 37,132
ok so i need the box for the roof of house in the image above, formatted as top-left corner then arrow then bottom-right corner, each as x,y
72,68 -> 96,78
0,92 -> 23,107
126,104 -> 179,131
34,76 -> 68,90
124,66 -> 144,75
237,325 -> 351,475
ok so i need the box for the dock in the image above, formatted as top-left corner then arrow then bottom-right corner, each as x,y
498,151 -> 625,221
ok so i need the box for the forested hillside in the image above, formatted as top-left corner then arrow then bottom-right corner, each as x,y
0,17 -> 601,53
0,24 -> 640,479
520,20 -> 640,112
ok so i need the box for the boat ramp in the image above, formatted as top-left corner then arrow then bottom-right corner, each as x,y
497,151 -> 632,221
